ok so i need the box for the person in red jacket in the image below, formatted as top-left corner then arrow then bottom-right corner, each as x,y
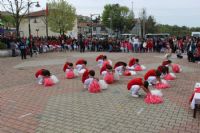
127,78 -> 150,97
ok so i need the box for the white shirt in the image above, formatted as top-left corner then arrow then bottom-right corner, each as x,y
84,78 -> 94,89
76,64 -> 83,71
133,38 -> 139,44
115,66 -> 124,75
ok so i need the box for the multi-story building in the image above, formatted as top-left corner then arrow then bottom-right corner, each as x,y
19,10 -> 78,38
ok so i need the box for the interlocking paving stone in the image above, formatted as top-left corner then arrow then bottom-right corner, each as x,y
1,52 -> 200,133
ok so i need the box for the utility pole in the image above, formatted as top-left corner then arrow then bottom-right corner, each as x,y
46,1 -> 49,40
132,1 -> 134,18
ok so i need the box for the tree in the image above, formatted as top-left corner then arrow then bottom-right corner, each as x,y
48,0 -> 76,35
1,14 -> 15,29
102,4 -> 135,34
145,15 -> 157,33
0,0 -> 29,38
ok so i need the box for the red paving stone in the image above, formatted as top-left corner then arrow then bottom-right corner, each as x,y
0,52 -> 200,133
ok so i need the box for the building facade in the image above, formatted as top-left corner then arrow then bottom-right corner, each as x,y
19,10 -> 78,38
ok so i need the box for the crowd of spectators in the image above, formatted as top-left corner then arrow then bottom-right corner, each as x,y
0,34 -> 200,62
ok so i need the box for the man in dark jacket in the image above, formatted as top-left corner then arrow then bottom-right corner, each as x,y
19,40 -> 27,60
187,41 -> 196,62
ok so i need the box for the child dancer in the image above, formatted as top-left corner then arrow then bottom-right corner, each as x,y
82,70 -> 107,93
75,59 -> 88,74
128,58 -> 146,71
114,61 -> 136,76
96,54 -> 104,68
127,78 -> 163,104
35,69 -> 47,85
157,65 -> 176,80
35,69 -> 59,86
132,59 -> 146,71
162,60 -> 182,73
102,56 -> 112,67
144,69 -> 170,89
100,64 -> 117,84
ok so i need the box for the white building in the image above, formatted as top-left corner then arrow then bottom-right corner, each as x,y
19,10 -> 78,38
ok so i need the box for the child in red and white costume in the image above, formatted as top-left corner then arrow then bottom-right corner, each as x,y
35,69 -> 59,86
157,65 -> 176,81
144,69 -> 170,89
127,58 -> 146,71
35,69 -> 47,85
114,61 -> 136,76
162,60 -> 182,73
96,54 -> 104,68
100,65 -> 118,84
82,70 -> 108,93
102,56 -> 112,68
127,78 -> 163,104
75,59 -> 88,74
63,62 -> 78,79
190,83 -> 200,109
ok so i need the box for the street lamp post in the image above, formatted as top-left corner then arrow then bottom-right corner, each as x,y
28,1 -> 40,57
90,14 -> 100,39
36,29 -> 39,37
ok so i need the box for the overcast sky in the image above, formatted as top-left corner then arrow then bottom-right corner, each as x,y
37,0 -> 200,27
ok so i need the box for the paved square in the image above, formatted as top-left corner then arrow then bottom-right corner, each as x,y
1,52 -> 200,133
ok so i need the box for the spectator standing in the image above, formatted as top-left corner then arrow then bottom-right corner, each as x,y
187,40 -> 196,62
19,40 -> 27,60
10,39 -> 17,57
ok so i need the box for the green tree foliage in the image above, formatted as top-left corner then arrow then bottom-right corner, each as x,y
145,15 -> 157,33
48,0 -> 76,35
156,24 -> 200,36
102,4 -> 134,33
1,15 -> 15,28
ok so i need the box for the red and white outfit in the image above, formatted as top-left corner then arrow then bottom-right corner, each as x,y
35,70 -> 59,87
114,61 -> 135,76
157,65 -> 176,80
100,65 -> 119,82
43,75 -> 59,87
144,69 -> 157,85
127,58 -> 146,71
127,78 -> 143,97
82,71 -> 107,93
96,55 -> 104,68
102,59 -> 112,68
127,58 -> 136,70
63,62 -> 78,78
190,83 -> 200,109
35,69 -> 45,85
75,59 -> 87,74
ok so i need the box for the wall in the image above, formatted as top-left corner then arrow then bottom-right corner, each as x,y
19,16 -> 78,38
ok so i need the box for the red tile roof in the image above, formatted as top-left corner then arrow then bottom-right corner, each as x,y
26,10 -> 46,17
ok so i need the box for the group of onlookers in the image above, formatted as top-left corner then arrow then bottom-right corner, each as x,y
1,34 -> 200,63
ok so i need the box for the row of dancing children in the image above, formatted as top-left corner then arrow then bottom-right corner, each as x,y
35,55 -> 182,104
127,59 -> 182,104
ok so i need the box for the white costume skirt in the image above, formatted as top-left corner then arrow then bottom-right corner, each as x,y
99,80 -> 108,90
50,75 -> 59,84
130,85 -> 140,96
